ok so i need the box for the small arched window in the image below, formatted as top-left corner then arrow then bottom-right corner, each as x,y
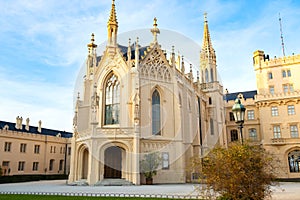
205,69 -> 209,83
104,73 -> 120,125
152,89 -> 161,135
210,68 -> 214,82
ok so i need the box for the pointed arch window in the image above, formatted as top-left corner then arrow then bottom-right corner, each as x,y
210,68 -> 214,82
205,69 -> 209,83
152,89 -> 161,135
104,73 -> 120,125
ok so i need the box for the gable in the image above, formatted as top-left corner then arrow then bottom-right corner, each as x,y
139,45 -> 172,83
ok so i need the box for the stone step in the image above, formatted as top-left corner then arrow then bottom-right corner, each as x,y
95,178 -> 134,186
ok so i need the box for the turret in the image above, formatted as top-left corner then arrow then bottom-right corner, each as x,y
107,0 -> 118,47
86,33 -> 97,80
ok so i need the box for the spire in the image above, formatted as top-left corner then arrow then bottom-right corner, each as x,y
107,0 -> 118,47
202,13 -> 214,55
200,13 -> 217,83
151,17 -> 160,46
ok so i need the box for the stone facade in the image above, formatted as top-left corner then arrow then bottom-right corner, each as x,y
68,1 -> 225,185
224,50 -> 300,179
0,118 -> 72,176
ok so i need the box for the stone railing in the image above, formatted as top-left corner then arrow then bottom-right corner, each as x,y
271,138 -> 286,145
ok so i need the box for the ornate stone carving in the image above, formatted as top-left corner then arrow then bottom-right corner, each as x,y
139,48 -> 172,82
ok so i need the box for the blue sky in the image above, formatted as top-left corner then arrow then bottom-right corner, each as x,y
1,0 -> 300,131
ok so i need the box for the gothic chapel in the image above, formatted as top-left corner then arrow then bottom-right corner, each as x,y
68,0 -> 225,185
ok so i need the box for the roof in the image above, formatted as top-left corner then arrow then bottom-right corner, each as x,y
119,44 -> 149,61
0,120 -> 73,138
224,90 -> 257,102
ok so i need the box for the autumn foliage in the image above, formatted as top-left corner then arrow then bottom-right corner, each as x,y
199,142 -> 276,200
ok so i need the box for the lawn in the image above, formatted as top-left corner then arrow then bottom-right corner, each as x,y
0,194 -> 180,200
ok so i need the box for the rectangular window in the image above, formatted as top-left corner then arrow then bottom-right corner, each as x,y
20,143 -> 27,153
247,110 -> 255,120
229,112 -> 235,121
288,105 -> 295,115
4,142 -> 12,152
282,70 -> 287,77
273,125 -> 281,138
290,84 -> 294,92
34,145 -> 40,154
68,147 -> 71,156
290,125 -> 299,138
283,84 -> 289,93
2,161 -> 9,167
60,147 -> 63,154
271,106 -> 279,116
59,160 -> 64,171
162,152 -> 169,170
287,69 -> 291,77
18,161 -> 25,171
50,146 -> 53,153
249,128 -> 257,141
49,159 -> 54,171
32,162 -> 39,171
268,72 -> 273,79
269,86 -> 274,95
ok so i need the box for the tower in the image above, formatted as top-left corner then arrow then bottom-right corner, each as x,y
200,13 -> 225,147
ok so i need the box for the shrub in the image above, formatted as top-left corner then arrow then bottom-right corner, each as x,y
200,142 -> 277,200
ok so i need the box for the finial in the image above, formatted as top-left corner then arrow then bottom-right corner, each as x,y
197,71 -> 199,81
77,92 -> 80,100
190,64 -> 192,72
151,17 -> 160,44
204,12 -> 208,23
128,38 -> 131,46
172,46 -> 175,54
87,33 -> 97,51
153,17 -> 157,27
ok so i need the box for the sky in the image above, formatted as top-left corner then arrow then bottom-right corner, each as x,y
1,0 -> 300,132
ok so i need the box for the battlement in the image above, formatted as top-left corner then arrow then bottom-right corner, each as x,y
253,50 -> 300,69
265,54 -> 300,67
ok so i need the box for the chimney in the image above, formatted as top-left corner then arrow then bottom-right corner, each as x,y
25,118 -> 30,131
38,120 -> 42,133
15,116 -> 20,129
20,117 -> 23,130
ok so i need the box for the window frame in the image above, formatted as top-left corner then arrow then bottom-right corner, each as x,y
152,89 -> 161,135
290,125 -> 299,138
288,105 -> 295,115
4,142 -> 12,152
271,106 -> 279,116
247,110 -> 255,120
273,125 -> 281,138
104,73 -> 120,125
162,152 -> 169,170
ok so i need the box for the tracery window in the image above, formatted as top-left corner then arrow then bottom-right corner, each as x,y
104,74 -> 120,125
288,150 -> 300,173
152,89 -> 161,135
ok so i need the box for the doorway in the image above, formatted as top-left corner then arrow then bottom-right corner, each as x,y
104,146 -> 122,178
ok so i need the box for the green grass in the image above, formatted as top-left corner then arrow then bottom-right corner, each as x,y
0,194 -> 180,200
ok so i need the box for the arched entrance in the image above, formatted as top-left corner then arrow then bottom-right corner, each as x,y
288,150 -> 300,173
82,148 -> 89,179
104,146 -> 122,178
